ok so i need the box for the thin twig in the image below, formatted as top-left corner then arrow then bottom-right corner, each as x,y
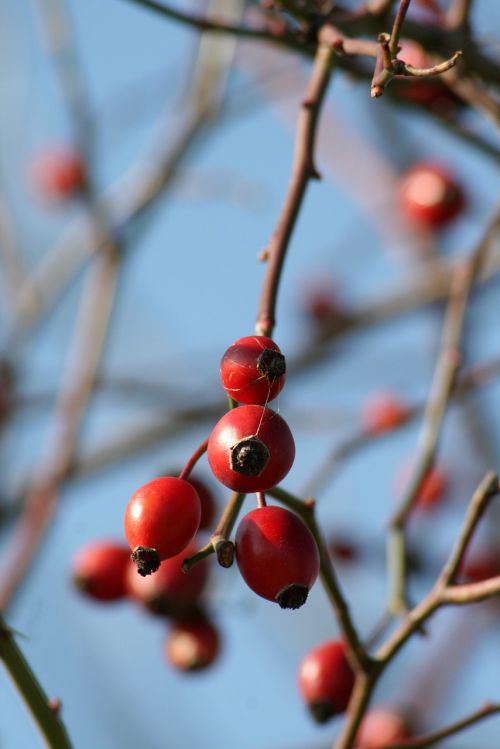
385,702 -> 500,748
255,31 -> 336,336
122,0 -> 303,51
0,613 -> 73,749
386,212 -> 500,614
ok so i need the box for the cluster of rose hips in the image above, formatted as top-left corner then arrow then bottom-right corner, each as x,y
72,475 -> 220,672
123,335 -> 320,610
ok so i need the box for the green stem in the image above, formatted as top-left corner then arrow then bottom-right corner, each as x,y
0,614 -> 73,749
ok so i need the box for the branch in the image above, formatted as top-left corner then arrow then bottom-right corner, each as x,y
255,31 -> 336,336
182,491 -> 245,571
121,0 -> 304,52
386,212 -> 499,614
385,702 -> 500,748
0,614 -> 73,749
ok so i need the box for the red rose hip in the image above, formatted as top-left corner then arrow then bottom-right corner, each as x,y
361,392 -> 409,434
72,541 -> 130,602
124,477 -> 201,576
399,162 -> 465,230
355,708 -> 411,748
220,335 -> 286,405
29,146 -> 86,202
236,505 -> 319,609
208,405 -> 295,492
165,616 -> 220,672
125,540 -> 208,615
298,640 -> 355,723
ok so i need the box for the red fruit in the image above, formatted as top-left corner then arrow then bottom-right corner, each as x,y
72,541 -> 130,602
207,405 -> 295,493
298,640 -> 355,723
185,476 -> 217,530
395,461 -> 448,511
124,477 -> 201,576
165,616 -> 220,672
399,163 -> 465,230
235,506 -> 319,609
29,146 -> 86,201
126,540 -> 208,615
461,550 -> 500,583
356,708 -> 411,748
361,392 -> 409,434
301,277 -> 341,323
220,335 -> 286,405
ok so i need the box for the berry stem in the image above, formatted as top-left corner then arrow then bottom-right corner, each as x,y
255,35 -> 335,337
0,613 -> 74,749
256,491 -> 267,508
182,491 -> 246,571
179,437 -> 209,480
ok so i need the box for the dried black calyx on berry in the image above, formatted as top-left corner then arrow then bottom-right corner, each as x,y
257,348 -> 286,381
275,583 -> 309,610
230,436 -> 270,476
308,699 -> 335,724
131,546 -> 160,576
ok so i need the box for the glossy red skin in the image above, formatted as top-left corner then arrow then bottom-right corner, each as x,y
235,506 -> 319,603
72,541 -> 130,601
126,540 -> 208,612
395,461 -> 448,511
208,405 -> 295,492
124,477 -> 201,559
165,617 -> 220,671
29,147 -> 86,201
185,476 -> 216,530
361,392 -> 409,434
220,335 -> 286,405
298,640 -> 355,718
399,163 -> 465,229
355,708 -> 411,748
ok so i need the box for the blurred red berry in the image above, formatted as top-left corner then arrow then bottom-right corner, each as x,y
361,392 -> 409,434
126,539 -> 208,615
399,163 -> 465,230
72,541 -> 130,602
236,505 -> 319,609
165,616 -> 220,672
395,461 -> 448,511
220,335 -> 286,405
355,708 -> 411,748
298,640 -> 355,723
124,477 -> 201,576
461,549 -> 500,583
184,475 -> 217,530
29,146 -> 86,202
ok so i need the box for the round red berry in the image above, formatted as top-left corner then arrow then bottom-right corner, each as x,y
125,540 -> 208,615
399,162 -> 465,230
184,475 -> 217,530
165,616 -> 220,672
72,541 -> 130,602
236,505 -> 319,609
298,640 -> 355,723
395,461 -> 448,511
220,335 -> 286,405
207,405 -> 295,493
29,146 -> 86,202
355,708 -> 411,748
124,477 -> 201,576
361,392 -> 409,434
